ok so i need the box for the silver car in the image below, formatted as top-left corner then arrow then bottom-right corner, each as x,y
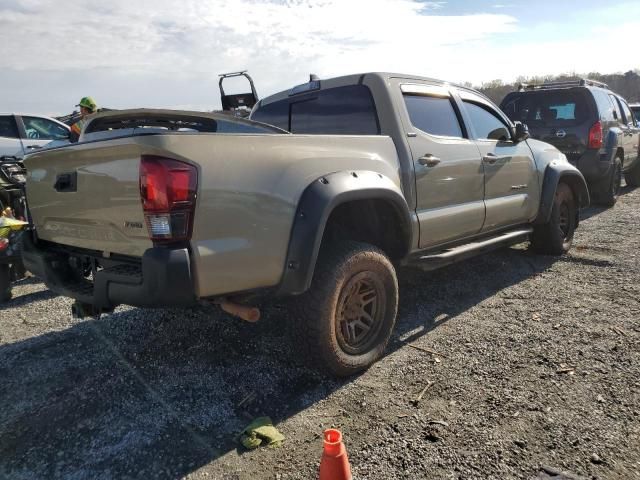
0,114 -> 70,158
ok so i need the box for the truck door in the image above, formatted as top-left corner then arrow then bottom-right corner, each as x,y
457,91 -> 540,231
398,83 -> 485,249
0,115 -> 25,157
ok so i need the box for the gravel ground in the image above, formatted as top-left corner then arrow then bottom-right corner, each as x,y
1,187 -> 639,480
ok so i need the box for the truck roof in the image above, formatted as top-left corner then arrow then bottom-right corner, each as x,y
257,72 -> 482,106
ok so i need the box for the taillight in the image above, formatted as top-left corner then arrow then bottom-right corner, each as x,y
588,121 -> 603,149
139,155 -> 197,243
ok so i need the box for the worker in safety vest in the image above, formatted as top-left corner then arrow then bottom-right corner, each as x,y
69,96 -> 97,142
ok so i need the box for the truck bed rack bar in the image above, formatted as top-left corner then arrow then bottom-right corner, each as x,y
518,78 -> 609,91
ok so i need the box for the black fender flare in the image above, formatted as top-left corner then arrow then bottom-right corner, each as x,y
276,170 -> 411,296
535,162 -> 590,225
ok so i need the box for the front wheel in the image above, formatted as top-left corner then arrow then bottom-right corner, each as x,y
291,241 -> 398,377
531,183 -> 577,255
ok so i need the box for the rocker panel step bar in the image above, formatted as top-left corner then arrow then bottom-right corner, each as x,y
412,228 -> 533,271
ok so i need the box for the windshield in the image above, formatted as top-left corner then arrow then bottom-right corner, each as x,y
502,90 -> 590,127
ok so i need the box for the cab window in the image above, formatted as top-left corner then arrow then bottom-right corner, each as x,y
0,116 -> 19,139
252,85 -> 380,134
22,117 -> 69,140
463,101 -> 511,141
403,94 -> 463,138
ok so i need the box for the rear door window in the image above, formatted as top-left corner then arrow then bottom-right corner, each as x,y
501,91 -> 590,127
0,116 -> 19,139
252,85 -> 380,135
403,94 -> 463,138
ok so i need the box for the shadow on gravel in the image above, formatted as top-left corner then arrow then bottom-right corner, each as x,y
580,184 -> 635,221
0,245 -> 559,479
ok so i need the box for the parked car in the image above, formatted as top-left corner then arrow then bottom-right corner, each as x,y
0,114 -> 70,158
22,73 -> 589,376
500,79 -> 640,204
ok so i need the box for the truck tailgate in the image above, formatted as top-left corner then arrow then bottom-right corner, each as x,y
25,140 -> 154,257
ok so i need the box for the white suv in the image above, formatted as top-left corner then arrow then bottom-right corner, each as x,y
0,114 -> 70,158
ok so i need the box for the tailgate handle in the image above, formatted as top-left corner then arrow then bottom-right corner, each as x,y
54,172 -> 77,192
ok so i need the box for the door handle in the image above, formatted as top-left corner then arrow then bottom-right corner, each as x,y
483,153 -> 498,165
418,154 -> 441,167
26,145 -> 42,149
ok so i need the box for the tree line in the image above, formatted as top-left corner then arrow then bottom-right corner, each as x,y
474,70 -> 640,105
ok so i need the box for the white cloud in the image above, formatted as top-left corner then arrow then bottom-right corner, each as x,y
0,0 -> 637,115
0,0 -> 517,113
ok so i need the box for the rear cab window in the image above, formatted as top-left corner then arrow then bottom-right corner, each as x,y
501,89 -> 592,127
251,84 -> 380,134
401,84 -> 463,138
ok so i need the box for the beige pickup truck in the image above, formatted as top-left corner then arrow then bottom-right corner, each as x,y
23,72 -> 589,376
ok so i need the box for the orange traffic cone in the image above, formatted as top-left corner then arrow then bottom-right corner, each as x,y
319,429 -> 352,480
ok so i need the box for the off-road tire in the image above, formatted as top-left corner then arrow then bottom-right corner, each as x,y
0,264 -> 12,303
290,241 -> 398,377
531,183 -> 576,255
593,156 -> 622,207
624,157 -> 640,188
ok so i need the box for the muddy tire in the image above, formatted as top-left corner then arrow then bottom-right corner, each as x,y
593,157 -> 622,207
0,264 -> 12,303
531,183 -> 577,255
290,241 -> 398,377
624,158 -> 640,188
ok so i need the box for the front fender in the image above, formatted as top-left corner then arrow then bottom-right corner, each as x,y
535,162 -> 590,225
277,170 -> 411,296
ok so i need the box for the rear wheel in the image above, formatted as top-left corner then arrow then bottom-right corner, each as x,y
593,156 -> 622,207
0,264 -> 12,303
624,157 -> 640,188
290,241 -> 398,377
531,183 -> 576,255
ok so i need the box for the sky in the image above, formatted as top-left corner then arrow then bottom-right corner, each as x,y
0,0 -> 639,115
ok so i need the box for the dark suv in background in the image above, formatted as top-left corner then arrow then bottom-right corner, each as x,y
501,79 -> 640,206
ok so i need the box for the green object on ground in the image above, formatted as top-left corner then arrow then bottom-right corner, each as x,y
239,416 -> 285,450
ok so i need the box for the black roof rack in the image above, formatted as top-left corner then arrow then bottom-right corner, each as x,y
517,78 -> 609,91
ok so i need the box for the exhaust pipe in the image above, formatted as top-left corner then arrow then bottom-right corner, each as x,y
219,300 -> 260,323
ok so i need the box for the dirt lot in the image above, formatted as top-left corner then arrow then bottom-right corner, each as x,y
1,187 -> 639,480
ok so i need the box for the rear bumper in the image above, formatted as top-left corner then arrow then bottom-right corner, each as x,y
23,235 -> 196,309
573,149 -> 613,185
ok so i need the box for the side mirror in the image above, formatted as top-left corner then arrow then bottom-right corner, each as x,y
513,121 -> 529,143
